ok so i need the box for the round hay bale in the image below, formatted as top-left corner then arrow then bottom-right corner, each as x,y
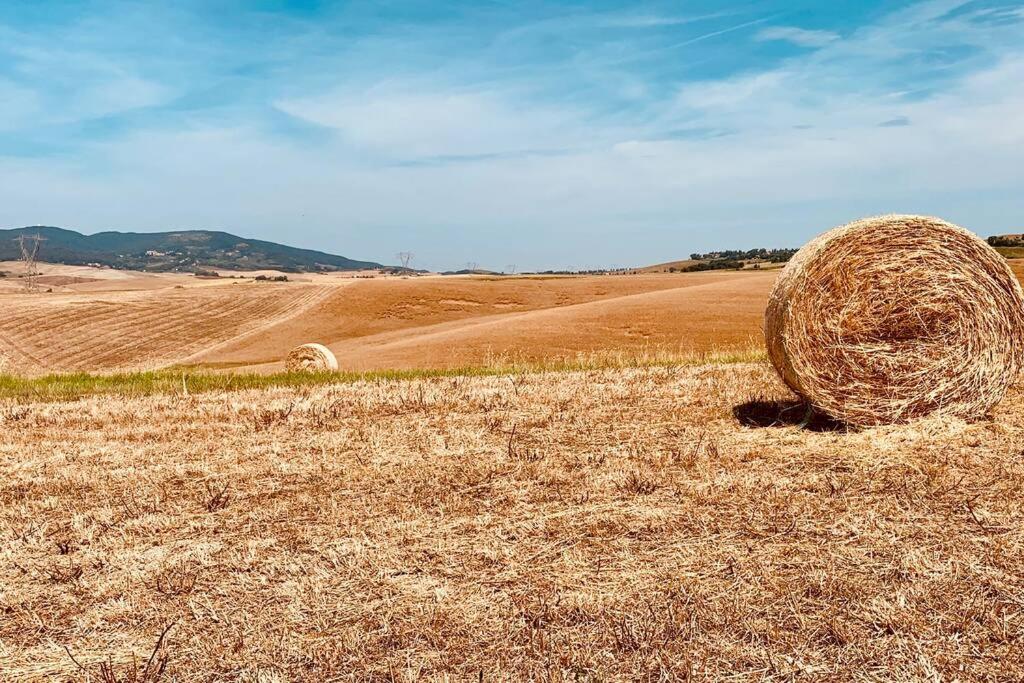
765,214 -> 1024,426
285,343 -> 338,373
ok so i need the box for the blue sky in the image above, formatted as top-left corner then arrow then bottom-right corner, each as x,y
1,0 -> 1022,270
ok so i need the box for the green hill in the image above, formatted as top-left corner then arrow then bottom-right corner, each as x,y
987,235 -> 1024,259
0,226 -> 384,272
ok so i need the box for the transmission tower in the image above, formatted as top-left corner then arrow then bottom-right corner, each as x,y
15,233 -> 46,293
396,251 -> 415,270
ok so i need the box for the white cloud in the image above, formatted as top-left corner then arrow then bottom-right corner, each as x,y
597,12 -> 732,29
74,74 -> 169,119
0,27 -> 173,129
275,87 -> 590,159
756,26 -> 839,48
1,0 -> 1023,270
6,50 -> 1022,269
672,71 -> 787,111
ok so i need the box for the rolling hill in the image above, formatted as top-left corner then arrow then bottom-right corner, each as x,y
191,271 -> 772,372
0,226 -> 385,272
988,234 -> 1024,259
0,271 -> 768,374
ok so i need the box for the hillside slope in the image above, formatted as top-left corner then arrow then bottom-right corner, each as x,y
196,271 -> 773,371
0,226 -> 384,272
324,273 -> 772,370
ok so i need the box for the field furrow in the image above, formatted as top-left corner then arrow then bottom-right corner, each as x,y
0,284 -> 336,373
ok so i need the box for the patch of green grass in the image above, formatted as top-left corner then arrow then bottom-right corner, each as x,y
0,347 -> 766,403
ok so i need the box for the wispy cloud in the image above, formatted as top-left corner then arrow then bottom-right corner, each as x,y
663,15 -> 777,50
274,88 -> 587,161
0,25 -> 172,132
756,26 -> 840,48
0,1 -> 1022,270
596,12 -> 733,29
878,116 -> 912,127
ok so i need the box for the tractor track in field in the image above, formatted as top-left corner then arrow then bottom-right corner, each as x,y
0,283 -> 342,374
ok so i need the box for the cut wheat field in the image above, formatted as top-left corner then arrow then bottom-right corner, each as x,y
0,282 -> 338,374
8,262 -> 1023,377
0,267 -> 773,375
2,361 -> 1023,680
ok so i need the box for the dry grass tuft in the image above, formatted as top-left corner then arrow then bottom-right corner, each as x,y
766,214 -> 1024,425
63,623 -> 174,683
284,343 -> 338,373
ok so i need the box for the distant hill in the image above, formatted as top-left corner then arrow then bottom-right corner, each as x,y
0,226 -> 385,273
988,234 -> 1024,244
630,259 -> 699,274
632,248 -> 797,274
440,268 -> 501,276
988,234 -> 1024,258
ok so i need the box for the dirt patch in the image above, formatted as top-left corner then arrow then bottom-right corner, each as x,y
34,275 -> 101,286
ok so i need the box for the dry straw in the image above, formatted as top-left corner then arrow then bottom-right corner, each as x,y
285,343 -> 338,373
765,214 -> 1024,426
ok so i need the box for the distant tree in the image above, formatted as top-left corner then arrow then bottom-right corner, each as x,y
989,235 -> 1024,247
689,247 -> 796,263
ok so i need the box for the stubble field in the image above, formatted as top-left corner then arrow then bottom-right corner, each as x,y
0,265 -> 773,375
3,263 -> 1024,679
2,363 -> 1023,680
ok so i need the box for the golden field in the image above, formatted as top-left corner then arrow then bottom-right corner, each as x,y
6,259 -> 1022,377
2,362 -> 1023,680
0,264 -> 773,375
3,261 -> 1024,679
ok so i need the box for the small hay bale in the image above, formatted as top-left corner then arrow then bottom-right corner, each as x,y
285,343 -> 338,373
765,214 -> 1024,426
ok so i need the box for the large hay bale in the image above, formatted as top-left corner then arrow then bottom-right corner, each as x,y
285,343 -> 338,373
765,214 -> 1024,426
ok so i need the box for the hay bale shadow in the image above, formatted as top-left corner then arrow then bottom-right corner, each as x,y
733,399 -> 846,432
